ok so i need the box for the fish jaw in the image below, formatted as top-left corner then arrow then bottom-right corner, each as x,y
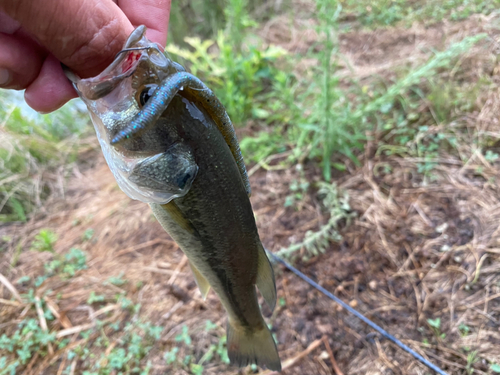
66,27 -> 191,205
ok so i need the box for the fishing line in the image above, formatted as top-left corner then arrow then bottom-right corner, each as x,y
265,250 -> 449,375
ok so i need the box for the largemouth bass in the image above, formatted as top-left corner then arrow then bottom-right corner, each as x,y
65,26 -> 281,371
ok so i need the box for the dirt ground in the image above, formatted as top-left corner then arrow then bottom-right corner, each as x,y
2,8 -> 500,375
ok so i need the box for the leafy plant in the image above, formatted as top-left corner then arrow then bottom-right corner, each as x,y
427,317 -> 446,339
278,182 -> 353,258
30,229 -> 58,253
166,27 -> 286,126
0,318 -> 56,375
82,228 -> 95,241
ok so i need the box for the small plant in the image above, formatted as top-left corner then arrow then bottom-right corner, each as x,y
458,323 -> 471,337
164,347 -> 179,365
465,350 -> 479,375
491,363 -> 500,373
35,248 -> 88,287
87,291 -> 105,305
82,228 -> 95,241
284,167 -> 310,209
278,182 -> 353,258
106,272 -> 127,286
427,317 -> 446,339
485,150 -> 499,163
30,229 -> 58,253
175,325 -> 192,346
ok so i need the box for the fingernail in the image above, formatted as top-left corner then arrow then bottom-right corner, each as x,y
0,68 -> 11,86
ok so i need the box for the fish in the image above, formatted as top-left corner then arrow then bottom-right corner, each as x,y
65,25 -> 281,371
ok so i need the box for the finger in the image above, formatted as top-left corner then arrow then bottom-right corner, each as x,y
0,11 -> 20,34
24,54 -> 77,113
117,0 -> 171,47
0,0 -> 134,78
0,32 -> 45,89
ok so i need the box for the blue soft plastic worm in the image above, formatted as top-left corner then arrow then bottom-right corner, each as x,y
111,71 -> 251,197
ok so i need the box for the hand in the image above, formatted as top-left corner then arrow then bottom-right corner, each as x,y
0,0 -> 171,113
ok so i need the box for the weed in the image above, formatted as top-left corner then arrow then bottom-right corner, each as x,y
290,0 -> 485,180
164,347 -> 179,365
0,92 -> 90,223
466,351 -> 479,374
458,323 -> 471,337
345,0 -> 407,27
278,182 -> 353,258
284,167 -> 310,209
427,317 -> 446,339
485,150 -> 499,163
343,0 -> 500,27
167,33 -> 286,126
175,325 -> 192,346
33,247 -> 88,287
82,228 -> 95,241
491,363 -> 500,373
87,291 -> 105,305
30,229 -> 58,253
0,318 -> 57,375
106,272 -> 127,286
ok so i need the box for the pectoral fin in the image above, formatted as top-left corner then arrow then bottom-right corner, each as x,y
129,143 -> 198,196
188,261 -> 211,300
256,245 -> 277,311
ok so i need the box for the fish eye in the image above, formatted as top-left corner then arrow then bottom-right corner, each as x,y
136,84 -> 158,107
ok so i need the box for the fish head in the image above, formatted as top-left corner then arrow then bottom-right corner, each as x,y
66,25 -> 180,145
66,25 -> 195,204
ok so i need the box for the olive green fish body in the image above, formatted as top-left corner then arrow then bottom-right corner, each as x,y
68,26 -> 280,371
150,94 -> 263,323
148,95 -> 280,369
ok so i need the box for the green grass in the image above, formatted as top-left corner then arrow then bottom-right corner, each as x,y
343,0 -> 500,28
0,91 -> 90,223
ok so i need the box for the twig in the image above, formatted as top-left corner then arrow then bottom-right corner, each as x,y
0,273 -> 23,302
142,266 -> 181,276
260,339 -> 323,374
69,359 -> 77,375
322,335 -> 344,375
56,352 -> 67,375
56,322 -> 95,338
0,298 -> 20,306
167,255 -> 188,285
35,297 -> 54,356
114,238 -> 173,257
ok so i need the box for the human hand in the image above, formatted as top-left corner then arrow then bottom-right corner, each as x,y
0,0 -> 171,113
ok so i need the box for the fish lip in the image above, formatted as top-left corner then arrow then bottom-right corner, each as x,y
67,25 -> 163,101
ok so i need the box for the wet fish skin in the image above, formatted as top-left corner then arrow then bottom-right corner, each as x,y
68,25 -> 281,371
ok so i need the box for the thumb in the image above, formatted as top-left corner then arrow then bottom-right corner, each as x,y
0,0 -> 134,78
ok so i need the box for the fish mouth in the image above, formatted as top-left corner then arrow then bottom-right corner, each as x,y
66,25 -> 170,101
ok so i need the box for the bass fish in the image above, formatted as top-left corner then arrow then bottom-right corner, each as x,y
65,26 -> 281,371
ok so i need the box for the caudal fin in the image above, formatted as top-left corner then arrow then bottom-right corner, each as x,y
227,321 -> 281,371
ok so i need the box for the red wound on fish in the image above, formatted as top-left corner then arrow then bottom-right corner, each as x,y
122,52 -> 141,74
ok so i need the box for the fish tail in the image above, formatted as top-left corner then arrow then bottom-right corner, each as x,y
227,321 -> 281,371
